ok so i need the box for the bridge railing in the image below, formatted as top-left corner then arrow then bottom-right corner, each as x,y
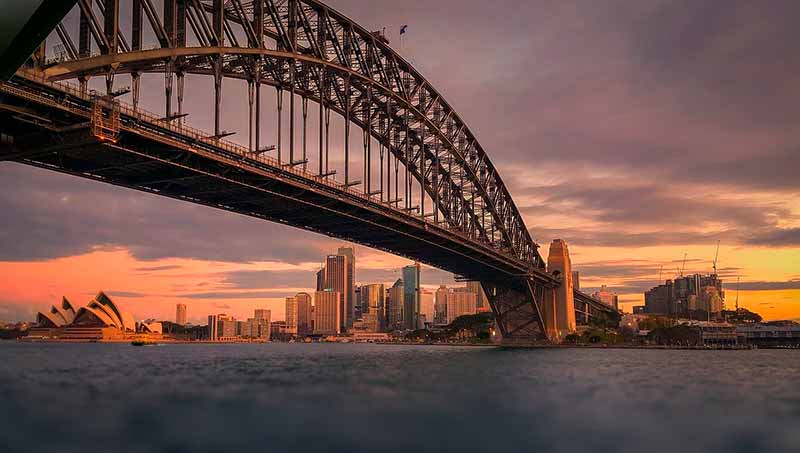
10,69 -> 526,265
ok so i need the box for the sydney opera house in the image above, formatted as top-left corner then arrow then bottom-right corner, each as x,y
30,291 -> 139,341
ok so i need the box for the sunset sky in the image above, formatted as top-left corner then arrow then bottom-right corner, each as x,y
1,0 -> 799,324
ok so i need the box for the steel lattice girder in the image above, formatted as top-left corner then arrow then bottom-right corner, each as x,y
40,0 -> 544,270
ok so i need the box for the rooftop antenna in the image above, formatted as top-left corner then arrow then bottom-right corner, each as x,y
735,276 -> 740,311
712,240 -> 720,275
658,265 -> 663,284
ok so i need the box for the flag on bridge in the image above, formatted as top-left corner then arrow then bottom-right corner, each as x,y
400,25 -> 408,35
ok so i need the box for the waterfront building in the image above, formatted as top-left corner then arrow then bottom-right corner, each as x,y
645,274 -> 725,319
434,285 -> 448,325
592,285 -> 619,310
338,247 -> 356,329
446,290 -> 477,324
295,292 -> 313,335
386,279 -> 405,331
402,263 -> 421,330
138,320 -> 163,334
314,290 -> 342,335
31,292 -> 135,341
286,296 -> 298,334
176,303 -> 187,325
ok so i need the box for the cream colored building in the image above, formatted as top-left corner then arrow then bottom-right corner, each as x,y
314,290 -> 341,335
446,290 -> 477,324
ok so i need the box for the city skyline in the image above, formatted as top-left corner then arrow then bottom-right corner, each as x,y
1,0 -> 799,325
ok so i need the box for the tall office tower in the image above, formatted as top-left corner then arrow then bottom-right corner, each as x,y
387,279 -> 405,331
572,271 -> 581,291
361,283 -> 386,330
323,254 -> 350,332
337,247 -> 356,329
314,290 -> 342,335
466,281 -> 488,311
420,289 -> 435,326
446,291 -> 477,324
316,267 -> 325,291
295,292 -> 313,335
207,314 -> 219,341
176,303 -> 187,325
285,296 -> 298,334
402,263 -> 421,330
354,285 -> 362,320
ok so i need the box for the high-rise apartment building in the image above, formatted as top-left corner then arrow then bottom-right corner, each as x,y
253,309 -> 271,339
314,290 -> 342,335
338,247 -> 356,329
446,291 -> 477,324
218,314 -> 237,339
386,279 -> 405,331
402,263 -> 421,330
295,292 -> 313,335
176,303 -> 187,325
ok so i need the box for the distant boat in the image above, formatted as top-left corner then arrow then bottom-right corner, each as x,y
131,340 -> 158,346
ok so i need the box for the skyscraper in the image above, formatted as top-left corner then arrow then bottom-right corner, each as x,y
322,254 -> 350,332
420,289 -> 434,326
176,303 -> 187,325
316,267 -> 325,292
361,283 -> 386,330
338,247 -> 356,329
314,290 -> 341,335
285,296 -> 298,334
402,263 -> 421,330
295,292 -> 313,335
387,279 -> 405,331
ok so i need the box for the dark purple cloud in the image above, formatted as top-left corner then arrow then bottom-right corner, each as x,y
1,0 -> 798,271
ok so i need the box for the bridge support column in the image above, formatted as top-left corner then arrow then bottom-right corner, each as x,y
546,239 -> 576,342
482,279 -> 549,345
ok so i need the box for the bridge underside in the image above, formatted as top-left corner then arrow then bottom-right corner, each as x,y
0,74 -> 554,341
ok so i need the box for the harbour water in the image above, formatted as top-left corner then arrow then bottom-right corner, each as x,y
1,343 -> 798,453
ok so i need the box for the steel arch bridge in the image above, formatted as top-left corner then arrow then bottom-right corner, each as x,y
1,0 -> 616,342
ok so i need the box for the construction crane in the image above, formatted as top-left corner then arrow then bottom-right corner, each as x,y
712,240 -> 720,275
680,252 -> 687,277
